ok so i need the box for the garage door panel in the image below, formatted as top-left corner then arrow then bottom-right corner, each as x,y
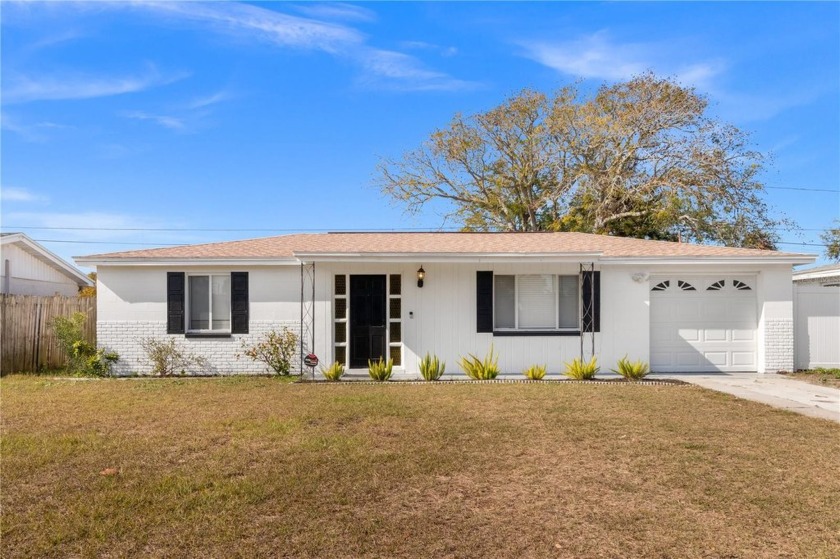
732,352 -> 756,367
650,352 -> 671,368
704,329 -> 727,342
676,352 -> 702,366
704,352 -> 728,366
678,328 -> 700,342
732,329 -> 755,342
650,276 -> 757,373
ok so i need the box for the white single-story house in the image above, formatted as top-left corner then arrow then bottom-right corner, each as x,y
793,263 -> 840,370
1,232 -> 93,296
75,232 -> 815,377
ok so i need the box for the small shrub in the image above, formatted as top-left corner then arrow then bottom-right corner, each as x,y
140,338 -> 207,377
459,345 -> 500,380
564,356 -> 599,380
523,364 -> 547,380
52,312 -> 118,376
368,357 -> 394,382
320,361 -> 345,382
612,355 -> 650,381
238,327 -> 299,375
419,352 -> 446,381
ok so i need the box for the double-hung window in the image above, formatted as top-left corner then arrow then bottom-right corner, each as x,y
188,274 -> 231,332
493,274 -> 579,331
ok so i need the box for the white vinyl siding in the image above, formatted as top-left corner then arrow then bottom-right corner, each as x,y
188,274 -> 231,332
494,274 -> 579,331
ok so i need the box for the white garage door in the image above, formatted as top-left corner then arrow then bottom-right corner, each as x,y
650,276 -> 757,372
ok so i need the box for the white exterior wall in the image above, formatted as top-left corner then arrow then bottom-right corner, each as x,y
96,260 -> 798,376
0,244 -> 81,296
97,266 -> 303,375
756,266 -> 795,373
794,284 -> 840,369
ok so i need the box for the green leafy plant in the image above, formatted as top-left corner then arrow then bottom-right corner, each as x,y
419,352 -> 446,381
523,364 -> 547,380
459,345 -> 500,380
140,338 -> 207,377
368,357 -> 394,382
52,312 -> 118,376
320,361 -> 345,382
564,356 -> 599,380
611,356 -> 650,381
237,327 -> 299,375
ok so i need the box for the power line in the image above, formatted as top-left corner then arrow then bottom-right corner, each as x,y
3,226 -> 462,232
765,186 -> 839,193
2,225 -> 834,233
29,238 -> 830,248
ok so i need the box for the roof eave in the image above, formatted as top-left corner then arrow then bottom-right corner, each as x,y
73,257 -> 300,267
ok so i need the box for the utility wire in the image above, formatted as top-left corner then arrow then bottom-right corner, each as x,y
2,225 -> 834,233
29,238 -> 831,248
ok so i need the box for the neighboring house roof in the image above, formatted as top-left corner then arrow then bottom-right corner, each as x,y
793,263 -> 840,283
1,232 -> 94,286
74,232 -> 816,266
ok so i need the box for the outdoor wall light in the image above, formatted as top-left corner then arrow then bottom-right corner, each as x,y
417,266 -> 426,288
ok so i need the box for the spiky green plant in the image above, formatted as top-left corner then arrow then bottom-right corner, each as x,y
320,361 -> 345,382
564,356 -> 599,380
419,352 -> 446,381
611,356 -> 650,381
523,364 -> 547,380
459,345 -> 500,380
368,357 -> 394,382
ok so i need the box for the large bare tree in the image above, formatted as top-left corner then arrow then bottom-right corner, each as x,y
377,73 -> 782,248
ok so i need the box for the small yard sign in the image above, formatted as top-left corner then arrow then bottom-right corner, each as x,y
304,353 -> 319,368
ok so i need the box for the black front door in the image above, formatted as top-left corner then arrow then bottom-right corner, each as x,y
350,275 -> 386,368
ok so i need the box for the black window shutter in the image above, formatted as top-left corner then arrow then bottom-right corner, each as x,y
167,272 -> 185,334
476,271 -> 494,333
231,272 -> 249,334
581,271 -> 601,333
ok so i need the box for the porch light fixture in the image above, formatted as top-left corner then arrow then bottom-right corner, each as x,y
417,266 -> 426,288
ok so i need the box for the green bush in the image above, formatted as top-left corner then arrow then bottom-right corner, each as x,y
419,352 -> 446,381
564,356 -> 599,380
140,338 -> 207,377
459,345 -> 500,380
320,361 -> 345,382
368,357 -> 394,382
52,312 -> 118,377
611,355 -> 650,381
238,327 -> 299,375
523,364 -> 547,380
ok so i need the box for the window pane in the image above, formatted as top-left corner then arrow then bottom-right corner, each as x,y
494,275 -> 515,329
558,275 -> 579,329
518,275 -> 556,329
189,276 -> 210,330
212,275 -> 231,330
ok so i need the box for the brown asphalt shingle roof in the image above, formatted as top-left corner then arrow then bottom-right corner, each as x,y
77,232 -> 811,261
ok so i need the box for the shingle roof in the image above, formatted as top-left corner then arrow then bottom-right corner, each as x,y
76,232 -> 812,261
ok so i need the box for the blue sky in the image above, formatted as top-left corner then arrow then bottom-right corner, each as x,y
1,1 -> 838,270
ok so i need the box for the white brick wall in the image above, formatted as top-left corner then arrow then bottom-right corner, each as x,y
764,318 -> 794,373
99,320 -> 303,376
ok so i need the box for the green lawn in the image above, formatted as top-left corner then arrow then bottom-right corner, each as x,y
2,376 -> 838,558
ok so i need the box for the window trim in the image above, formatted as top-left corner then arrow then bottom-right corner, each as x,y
492,274 -> 580,334
186,273 -> 232,334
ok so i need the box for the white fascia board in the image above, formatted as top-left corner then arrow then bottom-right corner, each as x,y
73,258 -> 301,267
291,252 -> 604,263
793,267 -> 840,281
4,234 -> 93,286
601,255 -> 817,266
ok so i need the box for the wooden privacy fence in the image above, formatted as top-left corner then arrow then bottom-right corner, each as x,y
0,295 -> 96,374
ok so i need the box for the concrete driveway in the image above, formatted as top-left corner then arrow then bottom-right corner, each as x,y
652,372 -> 840,423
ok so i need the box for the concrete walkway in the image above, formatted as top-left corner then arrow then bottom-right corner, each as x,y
652,372 -> 840,423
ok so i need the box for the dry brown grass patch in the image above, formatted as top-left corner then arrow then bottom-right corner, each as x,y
2,376 -> 839,558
